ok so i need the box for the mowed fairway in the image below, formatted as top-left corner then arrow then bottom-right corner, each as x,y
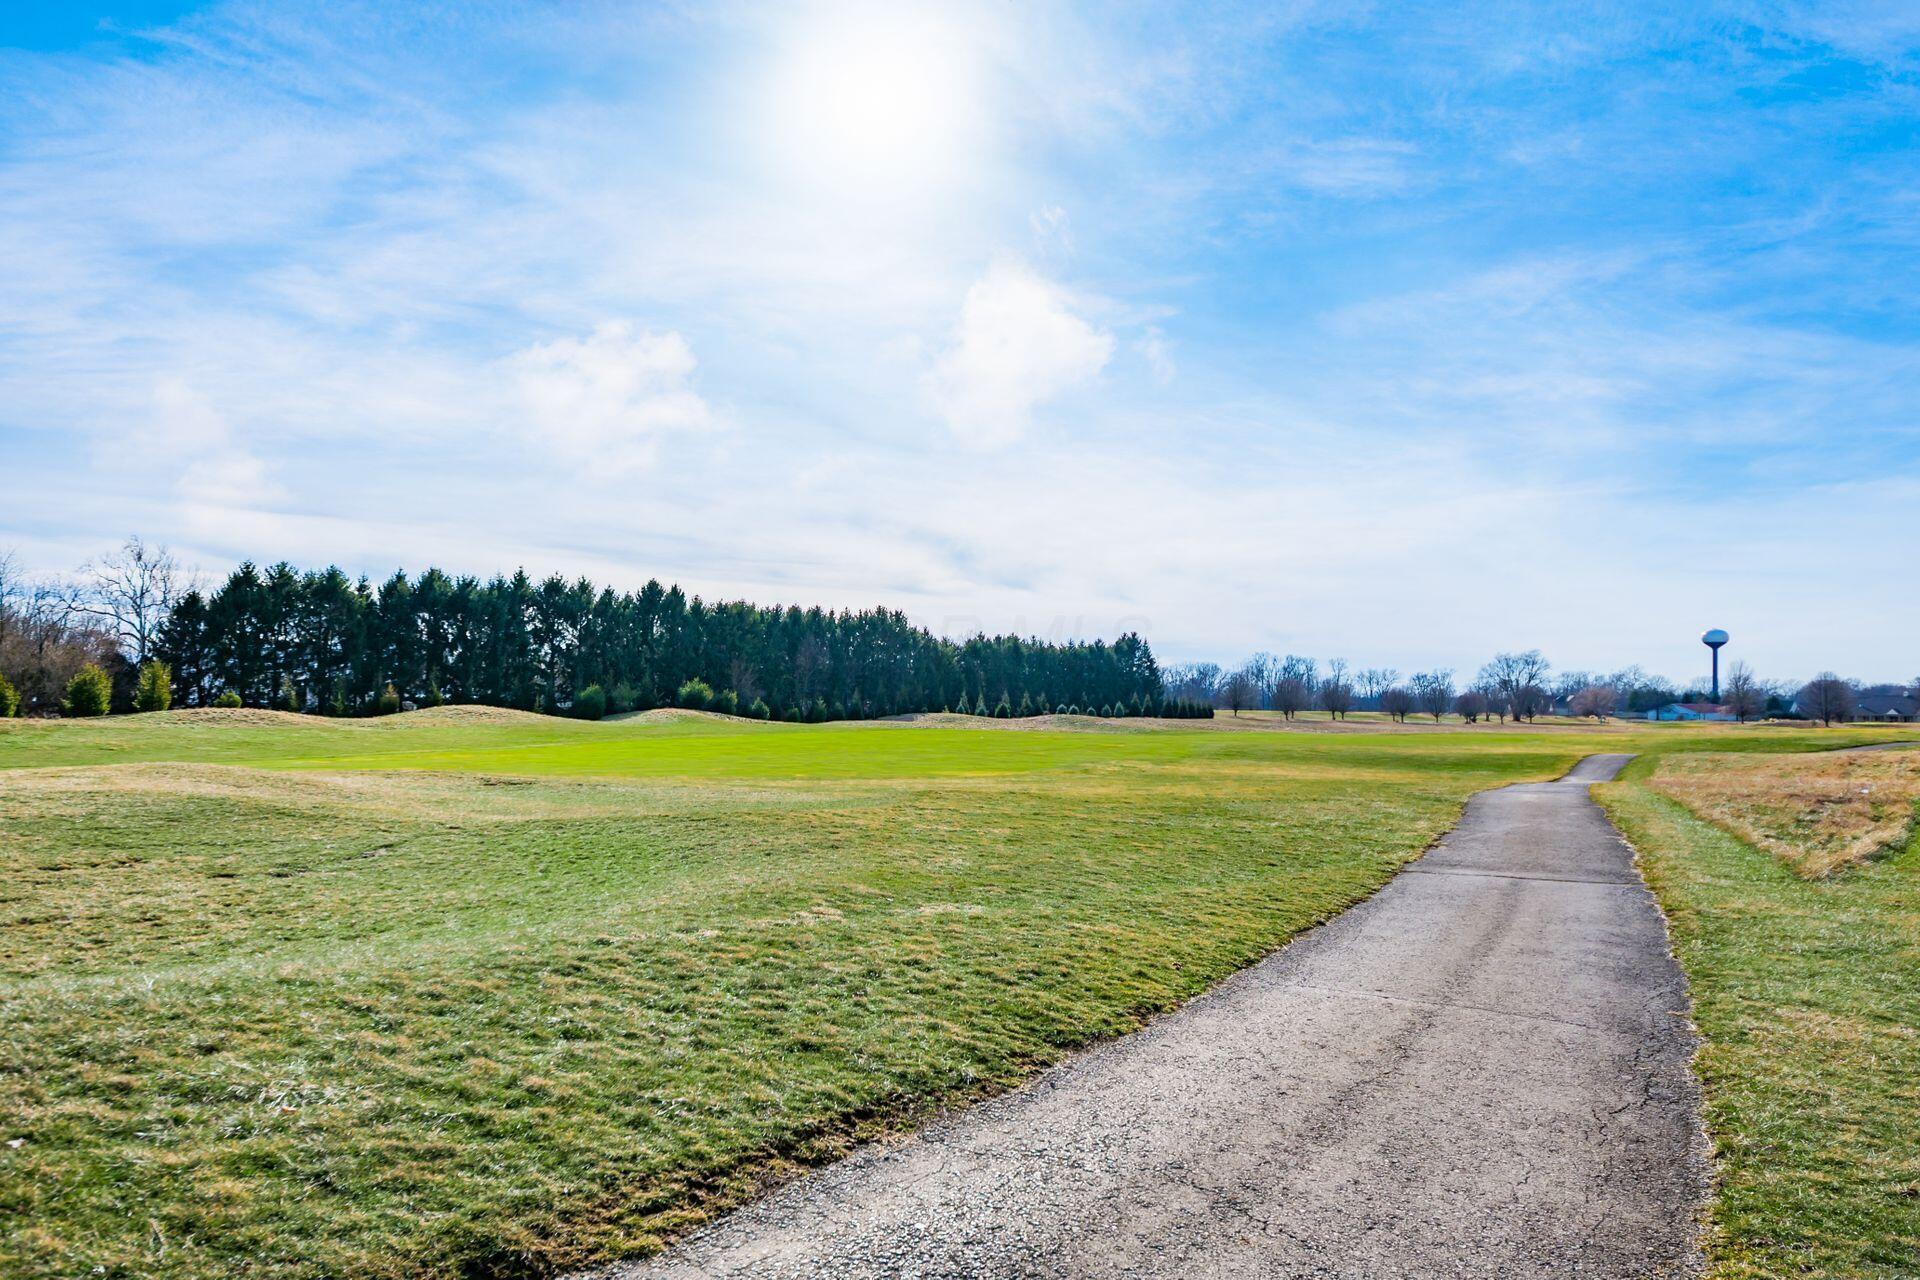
1,710 -> 1909,1279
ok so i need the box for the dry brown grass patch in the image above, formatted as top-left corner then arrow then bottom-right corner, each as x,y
1650,749 -> 1920,876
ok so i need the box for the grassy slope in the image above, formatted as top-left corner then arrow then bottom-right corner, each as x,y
1599,756 -> 1920,1279
3,713 -> 1913,1278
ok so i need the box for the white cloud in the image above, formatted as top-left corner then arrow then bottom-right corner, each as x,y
509,321 -> 714,468
925,260 -> 1114,447
149,378 -> 277,506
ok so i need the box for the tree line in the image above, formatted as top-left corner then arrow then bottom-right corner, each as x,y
3,540 -> 1907,726
1166,650 -> 1917,726
0,540 -> 1176,721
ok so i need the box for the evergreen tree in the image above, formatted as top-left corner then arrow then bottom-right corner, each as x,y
213,689 -> 243,708
0,671 -> 19,718
63,664 -> 112,717
574,684 -> 607,720
133,661 -> 172,713
375,682 -> 401,715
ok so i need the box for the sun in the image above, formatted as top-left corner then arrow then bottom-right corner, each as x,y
758,5 -> 988,197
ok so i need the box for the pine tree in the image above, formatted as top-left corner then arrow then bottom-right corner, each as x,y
63,664 -> 112,717
574,684 -> 607,720
1016,692 -> 1032,717
133,661 -> 172,713
0,671 -> 19,718
375,682 -> 401,715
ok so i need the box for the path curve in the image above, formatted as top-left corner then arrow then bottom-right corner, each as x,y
600,753 -> 1706,1279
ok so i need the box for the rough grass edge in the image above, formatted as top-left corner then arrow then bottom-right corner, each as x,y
562,785 -> 1519,1279
1591,777 -> 1719,1271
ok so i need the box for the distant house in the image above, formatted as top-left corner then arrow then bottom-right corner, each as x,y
1646,702 -> 1736,722
1854,692 -> 1919,723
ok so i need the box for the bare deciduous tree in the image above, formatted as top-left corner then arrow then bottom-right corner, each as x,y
1569,684 -> 1618,720
1410,669 -> 1454,722
727,657 -> 764,706
1722,661 -> 1766,723
1319,658 -> 1354,719
0,548 -> 124,714
1219,667 -> 1258,716
1454,689 -> 1489,723
69,536 -> 185,665
1357,667 -> 1398,707
1163,662 -> 1221,705
1379,685 -> 1415,722
1272,654 -> 1316,720
1478,650 -> 1551,723
1797,673 -> 1856,726
1241,652 -> 1278,707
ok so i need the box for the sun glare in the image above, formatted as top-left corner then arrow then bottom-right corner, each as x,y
760,7 -> 987,197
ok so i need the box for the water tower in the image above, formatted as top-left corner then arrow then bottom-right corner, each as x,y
1702,629 -> 1729,701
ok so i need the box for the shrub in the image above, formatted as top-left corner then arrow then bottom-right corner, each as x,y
212,689 -> 244,708
609,682 -> 637,715
710,688 -> 739,716
278,677 -> 301,713
808,697 -> 828,723
63,664 -> 113,717
828,700 -> 846,721
0,672 -> 18,718
133,661 -> 172,713
993,695 -> 1012,718
326,678 -> 348,718
676,678 -> 714,710
424,675 -> 444,708
746,697 -> 771,720
375,683 -> 401,716
574,684 -> 607,720
1016,693 -> 1032,717
1056,703 -> 1069,715
782,704 -> 802,722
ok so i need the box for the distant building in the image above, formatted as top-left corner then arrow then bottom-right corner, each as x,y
1645,702 -> 1736,722
1853,692 -> 1918,723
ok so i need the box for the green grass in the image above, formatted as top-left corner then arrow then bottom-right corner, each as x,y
1599,759 -> 1920,1279
3,710 -> 1913,1278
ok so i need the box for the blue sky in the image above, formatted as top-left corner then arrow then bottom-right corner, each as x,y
2,1 -> 1916,683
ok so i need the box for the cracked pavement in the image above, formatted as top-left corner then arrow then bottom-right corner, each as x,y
596,753 -> 1707,1279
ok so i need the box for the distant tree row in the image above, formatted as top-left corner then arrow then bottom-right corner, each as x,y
1172,649 -> 1918,727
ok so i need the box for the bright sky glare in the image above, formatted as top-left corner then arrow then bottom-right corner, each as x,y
1,1 -> 1916,683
